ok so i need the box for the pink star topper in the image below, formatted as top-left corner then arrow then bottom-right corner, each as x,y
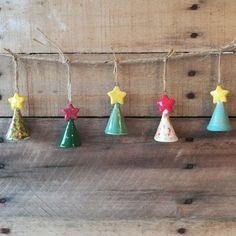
62,103 -> 80,121
157,95 -> 175,113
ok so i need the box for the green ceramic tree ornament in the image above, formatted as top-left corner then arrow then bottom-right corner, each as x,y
105,86 -> 128,135
59,103 -> 81,148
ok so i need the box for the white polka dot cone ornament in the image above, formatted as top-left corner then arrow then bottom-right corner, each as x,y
154,109 -> 178,142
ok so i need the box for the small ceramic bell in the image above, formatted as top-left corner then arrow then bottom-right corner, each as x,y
207,85 -> 232,132
207,102 -> 231,131
154,95 -> 178,143
59,103 -> 81,148
105,103 -> 128,135
6,108 -> 29,141
59,118 -> 81,148
154,109 -> 178,142
105,86 -> 128,136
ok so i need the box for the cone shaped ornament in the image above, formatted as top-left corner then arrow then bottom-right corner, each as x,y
207,85 -> 231,132
154,109 -> 178,142
154,95 -> 178,142
105,86 -> 128,136
105,103 -> 128,135
6,92 -> 29,141
59,118 -> 81,148
59,103 -> 81,148
6,108 -> 29,141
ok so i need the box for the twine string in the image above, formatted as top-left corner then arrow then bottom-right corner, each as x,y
34,28 -> 72,103
111,48 -> 119,86
1,38 -> 236,65
65,59 -> 72,103
4,48 -> 19,93
162,49 -> 175,93
218,48 -> 222,85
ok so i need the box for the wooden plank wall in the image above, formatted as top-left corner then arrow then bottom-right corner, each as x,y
1,1 -> 236,235
0,118 -> 235,235
0,0 -> 236,117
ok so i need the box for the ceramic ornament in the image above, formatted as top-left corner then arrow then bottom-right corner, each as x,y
59,103 -> 81,148
6,92 -> 29,141
207,85 -> 231,131
105,86 -> 128,135
154,95 -> 178,142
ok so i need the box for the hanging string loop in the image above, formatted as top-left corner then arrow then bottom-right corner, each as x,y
217,48 -> 223,85
34,28 -> 72,103
4,48 -> 19,93
162,49 -> 175,93
111,48 -> 119,86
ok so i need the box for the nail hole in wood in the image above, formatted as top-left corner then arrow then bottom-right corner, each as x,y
185,137 -> 194,142
186,92 -> 195,99
0,72 -> 2,77
184,163 -> 195,169
0,198 -> 7,204
190,4 -> 199,10
0,95 -> 2,100
191,32 -> 199,38
0,137 -> 4,143
188,70 -> 196,77
1,228 -> 10,234
0,163 -> 5,169
177,228 -> 186,234
184,198 -> 193,205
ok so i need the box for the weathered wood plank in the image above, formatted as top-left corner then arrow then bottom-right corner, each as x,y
0,53 -> 235,117
1,218 -> 236,236
0,118 -> 236,221
0,0 -> 236,53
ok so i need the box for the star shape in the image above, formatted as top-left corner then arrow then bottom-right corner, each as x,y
107,86 -> 126,105
210,85 -> 229,104
157,95 -> 175,113
8,92 -> 26,110
62,103 -> 80,121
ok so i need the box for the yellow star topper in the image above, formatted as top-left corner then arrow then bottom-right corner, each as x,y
108,86 -> 126,105
8,92 -> 26,110
210,85 -> 229,104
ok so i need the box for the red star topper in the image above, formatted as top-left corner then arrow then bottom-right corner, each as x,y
157,95 -> 175,113
62,103 -> 80,121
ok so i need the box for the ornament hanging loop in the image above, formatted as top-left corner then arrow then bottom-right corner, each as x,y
217,48 -> 222,85
65,59 -> 72,103
34,28 -> 72,104
111,48 -> 119,86
4,48 -> 19,93
162,49 -> 175,94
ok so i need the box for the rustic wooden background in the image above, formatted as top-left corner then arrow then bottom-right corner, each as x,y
0,0 -> 236,117
1,0 -> 236,235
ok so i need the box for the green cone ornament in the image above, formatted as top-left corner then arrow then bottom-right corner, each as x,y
59,103 -> 81,148
105,86 -> 128,135
207,85 -> 232,132
6,92 -> 29,141
105,103 -> 128,135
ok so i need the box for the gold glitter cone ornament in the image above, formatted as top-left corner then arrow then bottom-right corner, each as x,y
6,93 -> 29,141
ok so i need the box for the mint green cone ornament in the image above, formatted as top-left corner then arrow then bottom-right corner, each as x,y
59,118 -> 81,148
105,85 -> 128,136
207,85 -> 232,132
105,103 -> 128,135
207,102 -> 232,131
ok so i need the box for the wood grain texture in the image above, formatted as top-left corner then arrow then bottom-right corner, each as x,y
0,53 -> 235,117
0,118 -> 236,229
0,118 -> 236,235
1,218 -> 236,236
0,0 -> 236,53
